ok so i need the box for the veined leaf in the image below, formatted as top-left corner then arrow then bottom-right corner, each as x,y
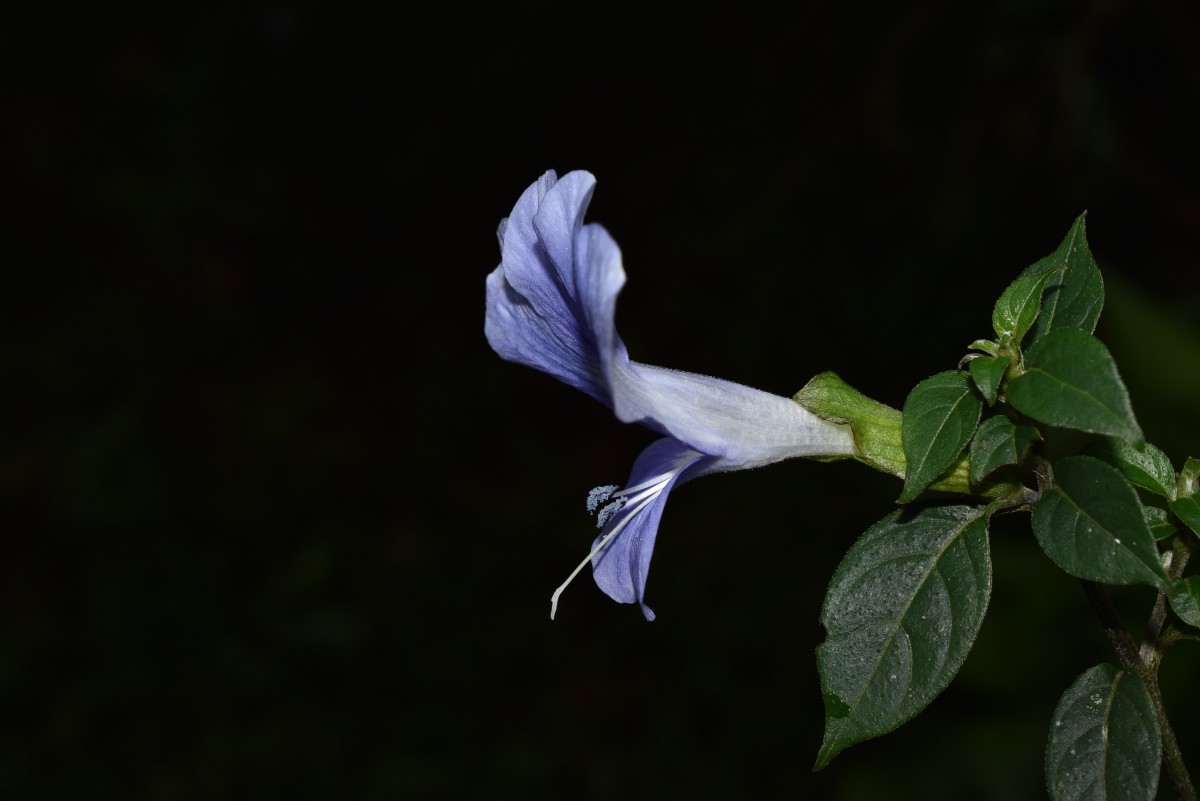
1143,506 -> 1177,542
815,505 -> 992,769
968,415 -> 1039,484
993,266 -> 1062,343
1019,214 -> 1104,346
899,372 -> 983,503
1046,664 -> 1160,801
1032,456 -> 1168,590
968,355 -> 1011,406
1170,577 -> 1200,628
1087,439 -> 1177,500
1170,496 -> 1200,537
1007,329 -> 1142,443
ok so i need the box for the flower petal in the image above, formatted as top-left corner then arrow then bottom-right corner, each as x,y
610,360 -> 856,469
485,266 -> 608,402
572,221 -> 630,387
485,170 -> 628,405
590,437 -> 718,621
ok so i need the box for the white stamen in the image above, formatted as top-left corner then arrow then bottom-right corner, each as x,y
550,450 -> 701,620
549,486 -> 665,620
612,470 -> 677,498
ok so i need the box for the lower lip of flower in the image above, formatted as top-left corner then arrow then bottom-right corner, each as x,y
548,449 -> 700,620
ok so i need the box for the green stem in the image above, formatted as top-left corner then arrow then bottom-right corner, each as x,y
1142,536 -> 1194,669
1161,627 -> 1200,650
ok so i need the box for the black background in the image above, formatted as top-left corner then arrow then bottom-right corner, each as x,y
6,3 -> 1200,799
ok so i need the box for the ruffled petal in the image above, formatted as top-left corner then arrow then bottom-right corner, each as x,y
572,221 -> 631,387
531,170 -> 596,297
485,170 -> 615,403
590,437 -> 719,621
485,265 -> 608,402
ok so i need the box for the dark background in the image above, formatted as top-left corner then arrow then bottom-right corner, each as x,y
6,3 -> 1200,799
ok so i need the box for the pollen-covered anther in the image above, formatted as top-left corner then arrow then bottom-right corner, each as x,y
586,484 -> 619,513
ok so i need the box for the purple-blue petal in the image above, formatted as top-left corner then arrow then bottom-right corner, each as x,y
573,222 -> 628,385
485,170 -> 631,406
590,437 -> 719,621
608,360 -> 856,470
485,266 -> 607,401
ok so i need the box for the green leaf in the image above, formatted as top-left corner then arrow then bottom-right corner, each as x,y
1170,577 -> 1200,628
968,415 -> 1039,483
1007,329 -> 1142,443
1019,213 -> 1105,346
968,355 -> 1011,406
815,505 -> 992,770
1046,663 -> 1160,801
969,416 -> 1017,483
1169,495 -> 1200,537
1170,458 -> 1200,535
1032,456 -> 1169,590
967,338 -> 1000,357
1087,439 -> 1177,500
899,372 -> 983,503
1180,457 -> 1200,498
1143,506 -> 1177,542
993,266 -> 1062,343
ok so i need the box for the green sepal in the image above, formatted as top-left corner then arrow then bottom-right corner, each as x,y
794,372 -> 905,479
899,371 -> 983,503
1086,439 -> 1177,500
968,355 -> 1012,406
1170,576 -> 1200,628
1032,456 -> 1169,591
1006,329 -> 1142,444
992,265 -> 1063,343
1018,213 -> 1105,347
1144,506 -> 1177,542
815,504 -> 992,770
1045,664 -> 1160,801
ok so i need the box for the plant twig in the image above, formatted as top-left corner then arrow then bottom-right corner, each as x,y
1146,677 -> 1197,801
1141,535 -> 1194,671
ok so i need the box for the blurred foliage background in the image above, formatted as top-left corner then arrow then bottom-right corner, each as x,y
5,2 -> 1200,799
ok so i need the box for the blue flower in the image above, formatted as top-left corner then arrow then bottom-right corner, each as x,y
486,170 -> 856,620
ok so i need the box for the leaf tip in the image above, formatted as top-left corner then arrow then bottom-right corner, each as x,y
812,742 -> 839,773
